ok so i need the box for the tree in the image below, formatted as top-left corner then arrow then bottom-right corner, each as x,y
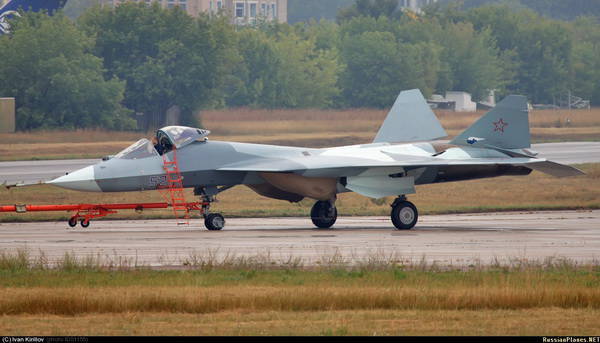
288,0 -> 354,23
63,0 -> 99,19
438,0 -> 600,21
224,29 -> 281,107
224,24 -> 341,109
79,3 -> 237,129
339,30 -> 428,107
436,22 -> 508,100
570,17 -> 600,105
273,31 -> 341,108
462,5 -> 572,102
337,0 -> 403,23
0,12 -> 132,130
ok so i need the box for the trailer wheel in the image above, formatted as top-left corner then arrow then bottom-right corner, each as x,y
80,219 -> 90,228
68,217 -> 78,227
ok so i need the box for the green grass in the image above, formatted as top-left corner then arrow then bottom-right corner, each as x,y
1,249 -> 598,289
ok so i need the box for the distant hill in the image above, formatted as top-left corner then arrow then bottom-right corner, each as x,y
288,0 -> 354,23
438,0 -> 600,21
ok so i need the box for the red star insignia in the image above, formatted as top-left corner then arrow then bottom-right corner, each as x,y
493,118 -> 508,133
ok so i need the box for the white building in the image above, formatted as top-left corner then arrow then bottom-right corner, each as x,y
399,0 -> 438,13
445,91 -> 477,112
101,0 -> 288,24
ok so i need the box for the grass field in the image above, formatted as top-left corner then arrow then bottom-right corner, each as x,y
0,251 -> 598,335
1,163 -> 598,222
1,107 -> 599,161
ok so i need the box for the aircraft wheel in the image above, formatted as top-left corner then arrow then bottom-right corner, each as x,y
311,200 -> 337,229
391,201 -> 418,230
68,217 -> 78,227
205,213 -> 225,231
80,219 -> 90,228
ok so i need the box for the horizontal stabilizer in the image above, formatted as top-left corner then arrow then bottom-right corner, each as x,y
373,89 -> 447,143
526,161 -> 585,178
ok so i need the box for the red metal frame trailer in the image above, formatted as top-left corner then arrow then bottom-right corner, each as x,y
0,201 -> 207,227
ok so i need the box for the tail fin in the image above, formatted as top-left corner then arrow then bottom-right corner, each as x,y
450,95 -> 530,149
373,89 -> 447,143
0,0 -> 66,34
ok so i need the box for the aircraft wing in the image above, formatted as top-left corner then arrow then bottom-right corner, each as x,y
218,153 -> 582,198
217,154 -> 548,178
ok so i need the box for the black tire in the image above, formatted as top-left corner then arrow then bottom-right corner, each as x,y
68,217 -> 78,227
391,201 -> 418,230
311,200 -> 337,229
80,219 -> 90,228
205,213 -> 225,231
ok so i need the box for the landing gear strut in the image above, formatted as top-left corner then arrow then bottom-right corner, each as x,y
311,200 -> 337,229
390,196 -> 418,230
195,186 -> 231,231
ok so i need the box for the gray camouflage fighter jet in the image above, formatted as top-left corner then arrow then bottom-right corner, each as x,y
47,89 -> 584,230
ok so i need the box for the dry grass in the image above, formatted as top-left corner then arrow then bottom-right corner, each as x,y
0,250 -> 598,316
0,250 -> 598,335
1,164 -> 598,221
1,284 -> 599,315
0,129 -> 144,144
1,108 -> 599,160
0,309 -> 598,335
0,141 -> 134,161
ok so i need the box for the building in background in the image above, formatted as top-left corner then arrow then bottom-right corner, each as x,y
428,91 -> 478,112
0,97 -> 15,133
101,0 -> 287,24
399,0 -> 437,13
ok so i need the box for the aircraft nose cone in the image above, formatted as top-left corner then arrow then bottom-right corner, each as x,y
47,166 -> 101,192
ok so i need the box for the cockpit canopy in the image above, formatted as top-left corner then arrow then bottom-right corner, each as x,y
114,126 -> 210,160
114,139 -> 158,160
157,126 -> 210,150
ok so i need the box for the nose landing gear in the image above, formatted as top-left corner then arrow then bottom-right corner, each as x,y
391,195 -> 418,230
195,186 -> 232,231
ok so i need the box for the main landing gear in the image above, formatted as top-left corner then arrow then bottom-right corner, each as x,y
311,200 -> 337,229
390,196 -> 418,230
196,186 -> 231,231
309,196 -> 418,230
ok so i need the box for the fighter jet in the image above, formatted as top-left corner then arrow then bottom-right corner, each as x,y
48,89 -> 584,230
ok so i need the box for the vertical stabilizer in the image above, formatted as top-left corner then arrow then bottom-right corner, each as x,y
373,89 -> 447,143
450,95 -> 530,149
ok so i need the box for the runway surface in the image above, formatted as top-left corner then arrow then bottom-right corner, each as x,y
1,142 -> 599,184
1,210 -> 598,267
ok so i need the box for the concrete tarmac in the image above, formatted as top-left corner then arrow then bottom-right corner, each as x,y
1,210 -> 598,267
1,142 -> 599,184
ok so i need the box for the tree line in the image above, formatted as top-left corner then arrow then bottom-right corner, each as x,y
0,1 -> 598,130
437,0 -> 600,21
